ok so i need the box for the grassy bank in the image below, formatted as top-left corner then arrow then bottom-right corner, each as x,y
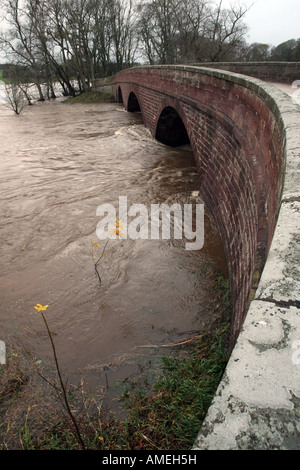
104,324 -> 229,450
64,90 -> 114,104
0,273 -> 230,450
0,70 -> 9,83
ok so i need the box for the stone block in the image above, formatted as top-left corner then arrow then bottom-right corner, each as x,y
193,301 -> 300,450
0,341 -> 6,365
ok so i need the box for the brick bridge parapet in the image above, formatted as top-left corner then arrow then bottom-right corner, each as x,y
112,65 -> 300,449
193,61 -> 300,83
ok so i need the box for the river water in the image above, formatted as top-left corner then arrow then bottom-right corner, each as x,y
0,97 -> 227,406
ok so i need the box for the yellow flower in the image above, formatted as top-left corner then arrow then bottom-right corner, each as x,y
109,219 -> 126,238
98,436 -> 104,441
34,304 -> 49,312
116,219 -> 125,230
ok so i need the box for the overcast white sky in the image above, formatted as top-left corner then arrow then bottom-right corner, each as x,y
225,0 -> 300,46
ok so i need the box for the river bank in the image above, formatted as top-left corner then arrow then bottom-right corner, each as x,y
0,275 -> 230,450
0,97 -> 230,449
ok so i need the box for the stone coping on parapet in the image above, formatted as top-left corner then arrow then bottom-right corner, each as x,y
187,61 -> 300,84
191,69 -> 300,450
113,64 -> 299,124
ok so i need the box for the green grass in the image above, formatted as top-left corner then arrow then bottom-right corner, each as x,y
14,325 -> 228,451
0,272 -> 231,450
0,69 -> 10,84
64,90 -> 114,104
35,324 -> 229,451
112,327 -> 229,450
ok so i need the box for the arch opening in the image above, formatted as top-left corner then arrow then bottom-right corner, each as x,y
127,92 -> 141,112
156,107 -> 190,147
118,87 -> 123,104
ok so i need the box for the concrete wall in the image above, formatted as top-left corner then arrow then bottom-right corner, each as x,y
112,65 -> 300,449
194,62 -> 300,83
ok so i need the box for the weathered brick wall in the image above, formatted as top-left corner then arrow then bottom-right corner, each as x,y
112,66 -> 286,345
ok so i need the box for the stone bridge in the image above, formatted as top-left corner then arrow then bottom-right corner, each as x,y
111,66 -> 300,449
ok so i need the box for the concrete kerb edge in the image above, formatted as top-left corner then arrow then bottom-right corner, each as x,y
0,340 -> 6,365
191,69 -> 300,450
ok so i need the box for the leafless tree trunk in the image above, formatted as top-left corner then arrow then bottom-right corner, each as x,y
0,0 -> 45,100
5,82 -> 27,114
0,0 -> 252,96
110,0 -> 138,69
206,1 -> 250,62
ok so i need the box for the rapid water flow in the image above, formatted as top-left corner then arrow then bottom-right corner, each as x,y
0,99 -> 227,403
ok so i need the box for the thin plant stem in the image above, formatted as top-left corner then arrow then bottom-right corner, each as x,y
40,311 -> 86,450
94,238 -> 110,284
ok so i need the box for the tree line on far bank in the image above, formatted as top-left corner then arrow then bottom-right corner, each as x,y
0,0 -> 299,107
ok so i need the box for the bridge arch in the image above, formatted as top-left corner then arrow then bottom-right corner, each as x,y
112,65 -> 300,450
113,68 -> 286,344
127,91 -> 141,112
155,106 -> 190,147
117,86 -> 123,104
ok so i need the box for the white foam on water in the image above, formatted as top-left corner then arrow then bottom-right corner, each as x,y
0,81 -> 6,104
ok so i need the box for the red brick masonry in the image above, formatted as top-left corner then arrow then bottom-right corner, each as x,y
112,66 -> 286,345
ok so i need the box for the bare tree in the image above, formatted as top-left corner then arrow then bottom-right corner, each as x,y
45,0 -> 77,96
246,42 -> 272,61
109,0 -> 139,69
137,0 -> 180,64
206,1 -> 250,62
6,63 -> 34,104
0,0 -> 253,98
26,0 -> 58,99
175,0 -> 211,62
5,82 -> 27,114
0,0 -> 45,100
137,0 -> 251,64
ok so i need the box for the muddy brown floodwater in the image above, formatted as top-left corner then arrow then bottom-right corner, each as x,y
0,98 -> 227,409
